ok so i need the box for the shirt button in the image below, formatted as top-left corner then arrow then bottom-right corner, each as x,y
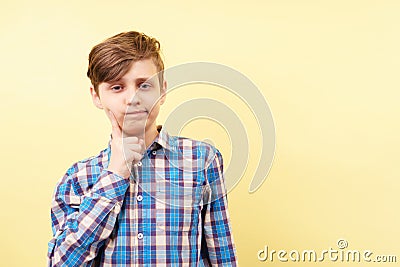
137,233 -> 143,239
136,195 -> 143,202
152,150 -> 157,155
137,161 -> 142,166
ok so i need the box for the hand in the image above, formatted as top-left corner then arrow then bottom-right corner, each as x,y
106,110 -> 145,179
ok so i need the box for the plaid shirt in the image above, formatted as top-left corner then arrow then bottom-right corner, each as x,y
48,125 -> 238,266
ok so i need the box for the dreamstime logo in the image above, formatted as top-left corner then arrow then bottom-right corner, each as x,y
257,239 -> 397,263
337,239 -> 348,249
122,62 -> 276,204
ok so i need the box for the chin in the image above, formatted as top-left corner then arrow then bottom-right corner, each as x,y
122,120 -> 147,136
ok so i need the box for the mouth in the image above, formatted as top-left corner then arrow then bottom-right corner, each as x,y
125,110 -> 147,116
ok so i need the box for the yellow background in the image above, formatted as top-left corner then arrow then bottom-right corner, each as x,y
1,0 -> 399,266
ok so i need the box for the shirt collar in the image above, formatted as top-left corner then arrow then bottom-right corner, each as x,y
149,125 -> 176,152
105,124 -> 176,153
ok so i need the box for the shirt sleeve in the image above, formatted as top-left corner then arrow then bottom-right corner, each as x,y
47,167 -> 130,267
202,149 -> 238,266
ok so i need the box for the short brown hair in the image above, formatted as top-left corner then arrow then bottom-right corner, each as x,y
87,31 -> 164,93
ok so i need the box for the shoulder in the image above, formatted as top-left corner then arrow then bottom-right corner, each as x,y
54,147 -> 109,196
173,135 -> 223,169
159,125 -> 222,166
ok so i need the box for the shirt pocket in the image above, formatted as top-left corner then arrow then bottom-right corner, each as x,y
155,180 -> 203,233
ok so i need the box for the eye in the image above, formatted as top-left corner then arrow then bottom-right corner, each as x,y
111,85 -> 123,91
139,82 -> 152,90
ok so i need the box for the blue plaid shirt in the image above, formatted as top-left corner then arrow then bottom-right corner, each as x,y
48,125 -> 238,266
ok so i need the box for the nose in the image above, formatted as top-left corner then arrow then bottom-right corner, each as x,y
125,87 -> 141,105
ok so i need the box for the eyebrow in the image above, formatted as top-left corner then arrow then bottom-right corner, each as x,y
112,76 -> 157,84
135,77 -> 154,83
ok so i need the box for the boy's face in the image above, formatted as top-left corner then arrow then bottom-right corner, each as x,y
90,58 -> 166,137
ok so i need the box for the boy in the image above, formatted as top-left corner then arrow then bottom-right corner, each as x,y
48,31 -> 238,266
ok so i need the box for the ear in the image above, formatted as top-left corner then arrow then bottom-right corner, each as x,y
159,79 -> 167,105
90,86 -> 103,109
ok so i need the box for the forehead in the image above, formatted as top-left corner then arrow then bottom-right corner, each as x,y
119,58 -> 159,81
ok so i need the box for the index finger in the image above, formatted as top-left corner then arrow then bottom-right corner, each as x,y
107,110 -> 122,138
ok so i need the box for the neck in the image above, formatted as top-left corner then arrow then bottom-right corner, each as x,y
144,124 -> 159,149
